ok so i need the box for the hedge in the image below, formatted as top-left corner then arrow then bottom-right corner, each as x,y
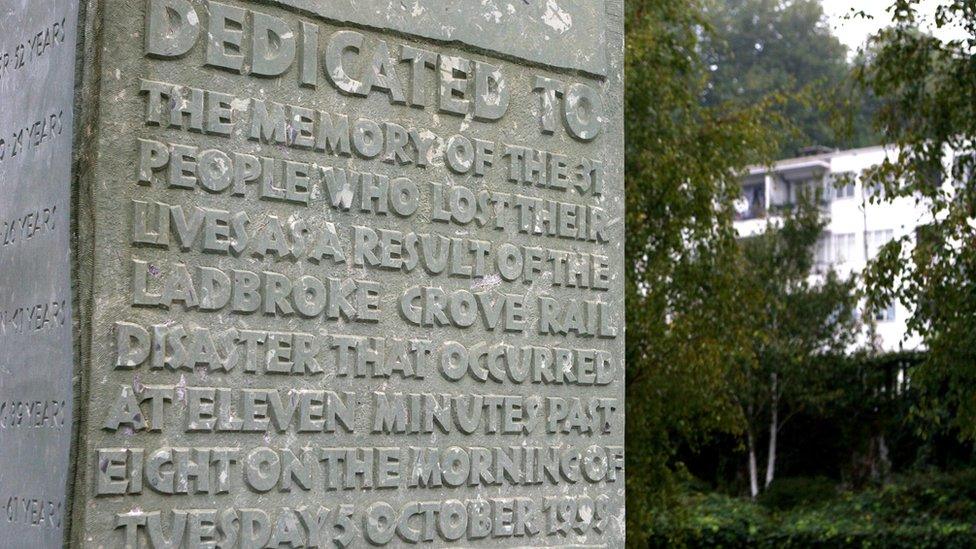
644,471 -> 976,548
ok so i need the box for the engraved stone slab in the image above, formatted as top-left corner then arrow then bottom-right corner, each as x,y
265,0 -> 610,77
0,0 -> 78,545
70,0 -> 624,546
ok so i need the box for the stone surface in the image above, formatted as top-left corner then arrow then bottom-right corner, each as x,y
70,0 -> 624,546
0,0 -> 78,545
263,0 -> 610,77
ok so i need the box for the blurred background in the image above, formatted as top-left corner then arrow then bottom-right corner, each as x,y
625,0 -> 976,545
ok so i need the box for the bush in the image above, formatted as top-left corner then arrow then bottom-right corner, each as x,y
645,470 -> 976,548
759,476 -> 837,511
646,492 -> 770,547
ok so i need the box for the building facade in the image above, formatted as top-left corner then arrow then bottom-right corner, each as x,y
733,145 -> 929,352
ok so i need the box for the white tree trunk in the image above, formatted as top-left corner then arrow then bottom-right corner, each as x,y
747,429 -> 759,499
877,433 -> 891,480
765,372 -> 779,489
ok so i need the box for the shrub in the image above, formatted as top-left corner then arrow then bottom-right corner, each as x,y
644,470 -> 976,548
759,476 -> 837,511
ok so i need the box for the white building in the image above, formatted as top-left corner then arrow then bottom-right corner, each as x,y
733,145 -> 929,352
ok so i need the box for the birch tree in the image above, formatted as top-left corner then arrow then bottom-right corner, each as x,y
858,0 -> 976,442
735,198 -> 859,497
624,0 -> 786,538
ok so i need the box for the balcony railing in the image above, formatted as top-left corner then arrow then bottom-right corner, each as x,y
735,203 -> 767,221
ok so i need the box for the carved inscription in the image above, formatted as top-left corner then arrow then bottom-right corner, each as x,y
0,400 -> 67,431
1,205 -> 59,249
2,495 -> 64,530
0,18 -> 68,83
0,1 -> 78,544
0,300 -> 68,337
78,0 -> 625,546
0,110 -> 65,164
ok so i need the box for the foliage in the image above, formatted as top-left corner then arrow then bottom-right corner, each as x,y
648,471 -> 976,548
701,0 -> 881,157
856,0 -> 976,441
624,0 -> 786,541
624,0 -> 976,544
759,476 -> 836,510
812,351 -> 935,485
731,200 -> 860,496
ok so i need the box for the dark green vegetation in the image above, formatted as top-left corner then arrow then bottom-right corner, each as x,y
702,0 -> 881,157
625,0 -> 976,546
650,470 -> 976,547
858,0 -> 976,442
625,0 -> 781,522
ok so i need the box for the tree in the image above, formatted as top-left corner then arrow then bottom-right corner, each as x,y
625,0 -> 786,539
701,0 -> 880,157
857,0 -> 976,441
733,198 -> 860,497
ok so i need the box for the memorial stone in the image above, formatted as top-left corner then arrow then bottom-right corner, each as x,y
0,0 -> 79,546
3,0 -> 625,546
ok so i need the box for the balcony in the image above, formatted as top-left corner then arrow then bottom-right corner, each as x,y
768,180 -> 832,213
734,183 -> 767,221
737,157 -> 837,223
